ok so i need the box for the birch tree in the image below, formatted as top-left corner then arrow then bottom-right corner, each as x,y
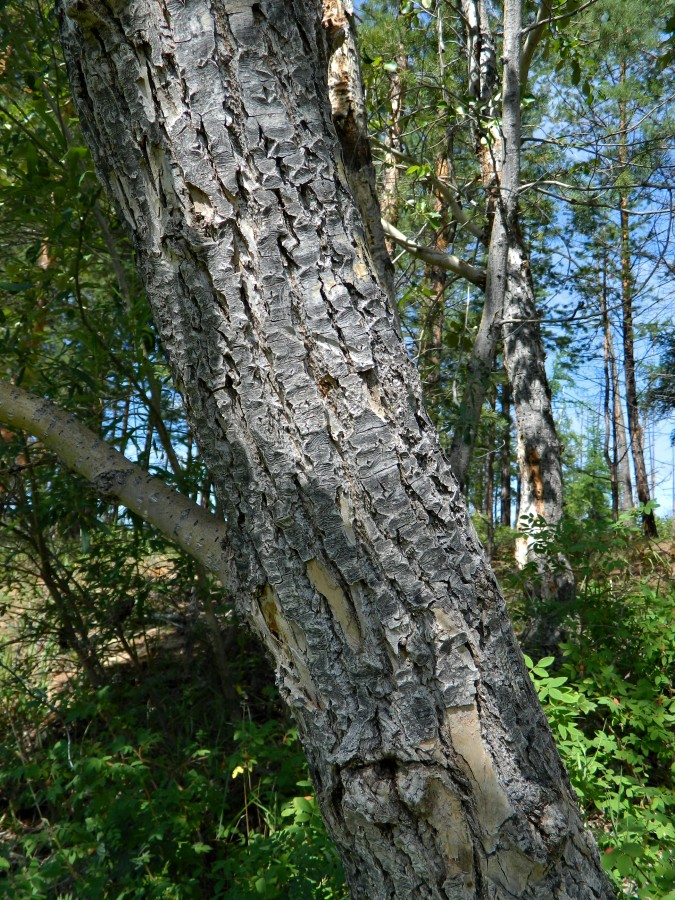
47,0 -> 613,895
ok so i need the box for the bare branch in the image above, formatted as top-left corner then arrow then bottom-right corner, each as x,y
0,383 -> 234,591
381,219 -> 486,286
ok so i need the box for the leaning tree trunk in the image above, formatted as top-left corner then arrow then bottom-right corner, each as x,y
55,1 -> 611,896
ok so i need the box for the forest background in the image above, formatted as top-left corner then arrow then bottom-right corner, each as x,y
0,0 -> 674,897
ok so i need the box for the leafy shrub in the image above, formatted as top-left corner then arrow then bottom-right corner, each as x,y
520,512 -> 675,898
0,640 -> 347,899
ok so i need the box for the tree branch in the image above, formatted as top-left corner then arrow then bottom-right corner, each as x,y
381,219 -> 486,286
521,0 -> 552,87
0,382 -> 234,591
373,138 -> 486,242
521,0 -> 601,87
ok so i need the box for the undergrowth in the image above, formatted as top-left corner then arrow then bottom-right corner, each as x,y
512,510 -> 675,898
0,632 -> 346,898
0,510 -> 672,897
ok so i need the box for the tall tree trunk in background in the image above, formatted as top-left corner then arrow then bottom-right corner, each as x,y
379,0 -> 405,254
55,1 -> 612,895
618,65 -> 656,537
323,0 -> 396,307
448,0 -> 499,488
600,249 -> 633,520
500,377 -> 512,527
454,0 -> 574,622
499,1 -> 573,618
484,388 -> 496,560
602,284 -> 620,521
420,157 -> 452,422
614,355 -> 634,513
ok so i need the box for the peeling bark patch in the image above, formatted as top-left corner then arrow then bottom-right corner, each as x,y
444,705 -> 513,847
307,558 -> 362,650
257,584 -> 317,705
524,446 -> 545,516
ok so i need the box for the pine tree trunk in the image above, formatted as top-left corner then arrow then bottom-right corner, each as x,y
618,68 -> 656,536
600,250 -> 633,520
55,1 -> 612,895
602,303 -> 620,522
500,378 -> 512,527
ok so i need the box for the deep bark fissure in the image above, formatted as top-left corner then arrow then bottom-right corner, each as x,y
53,1 -> 611,896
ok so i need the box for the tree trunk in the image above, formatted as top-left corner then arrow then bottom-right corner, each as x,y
420,157 -> 452,423
618,67 -> 656,537
448,0 -> 499,489
323,0 -> 397,308
484,389 -> 496,561
379,0 -> 405,255
455,0 -> 573,615
55,1 -> 612,895
600,251 -> 633,521
602,295 -> 620,522
500,378 -> 512,527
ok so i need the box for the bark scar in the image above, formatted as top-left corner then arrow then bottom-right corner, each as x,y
525,446 -> 545,515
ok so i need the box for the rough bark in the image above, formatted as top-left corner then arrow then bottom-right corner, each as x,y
55,1 -> 612,896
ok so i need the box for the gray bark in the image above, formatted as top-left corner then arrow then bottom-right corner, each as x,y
55,1 -> 611,896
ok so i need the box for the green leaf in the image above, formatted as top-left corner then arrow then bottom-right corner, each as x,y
548,687 -> 577,703
192,842 -> 212,854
